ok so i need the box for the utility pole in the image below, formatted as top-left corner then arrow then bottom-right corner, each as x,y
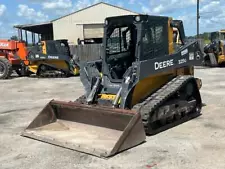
197,0 -> 200,39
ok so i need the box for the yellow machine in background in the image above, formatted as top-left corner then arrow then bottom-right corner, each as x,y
26,39 -> 80,77
22,15 -> 204,158
203,30 -> 225,67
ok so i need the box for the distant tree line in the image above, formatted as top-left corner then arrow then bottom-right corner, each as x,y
187,32 -> 210,40
186,32 -> 211,44
10,35 -> 19,41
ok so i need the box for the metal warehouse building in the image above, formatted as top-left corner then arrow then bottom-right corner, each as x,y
14,2 -> 138,45
52,2 -> 138,44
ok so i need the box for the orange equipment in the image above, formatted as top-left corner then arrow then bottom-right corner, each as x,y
0,40 -> 29,79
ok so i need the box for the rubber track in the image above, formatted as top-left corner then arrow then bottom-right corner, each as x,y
37,71 -> 69,78
75,75 -> 200,135
132,75 -> 198,134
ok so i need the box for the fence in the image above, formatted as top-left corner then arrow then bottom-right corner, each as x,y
69,39 -> 206,62
69,44 -> 102,62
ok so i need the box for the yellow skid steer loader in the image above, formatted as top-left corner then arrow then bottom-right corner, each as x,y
22,15 -> 204,158
203,30 -> 225,67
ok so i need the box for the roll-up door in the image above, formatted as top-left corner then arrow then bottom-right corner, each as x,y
83,24 -> 104,39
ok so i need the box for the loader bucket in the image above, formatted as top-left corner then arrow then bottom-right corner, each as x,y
22,100 -> 146,158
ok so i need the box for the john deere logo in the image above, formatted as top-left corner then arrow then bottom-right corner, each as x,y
48,55 -> 59,59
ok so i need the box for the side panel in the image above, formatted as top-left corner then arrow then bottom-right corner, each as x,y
138,40 -> 203,80
218,41 -> 225,64
16,42 -> 29,65
168,19 -> 193,76
221,41 -> 225,55
28,60 -> 69,74
127,41 -> 202,107
131,72 -> 174,106
0,40 -> 17,50
28,53 -> 71,62
218,55 -> 225,64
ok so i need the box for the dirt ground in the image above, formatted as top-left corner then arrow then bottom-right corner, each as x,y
1,67 -> 225,169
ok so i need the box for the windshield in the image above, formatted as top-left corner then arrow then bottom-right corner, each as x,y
220,32 -> 225,40
211,32 -> 225,41
210,32 -> 219,42
47,41 -> 70,56
105,24 -> 137,80
106,26 -> 133,55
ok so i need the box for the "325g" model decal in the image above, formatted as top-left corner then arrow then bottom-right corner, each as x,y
178,58 -> 187,64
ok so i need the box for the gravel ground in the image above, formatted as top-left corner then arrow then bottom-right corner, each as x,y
1,68 -> 225,169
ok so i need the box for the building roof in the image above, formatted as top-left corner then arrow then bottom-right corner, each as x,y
52,2 -> 140,22
14,22 -> 53,34
13,2 -> 140,34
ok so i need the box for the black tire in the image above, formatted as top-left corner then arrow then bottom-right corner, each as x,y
203,55 -> 211,67
0,58 -> 13,79
15,69 -> 31,77
15,69 -> 22,76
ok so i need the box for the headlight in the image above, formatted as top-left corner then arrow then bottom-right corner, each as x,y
135,16 -> 141,22
196,51 -> 201,60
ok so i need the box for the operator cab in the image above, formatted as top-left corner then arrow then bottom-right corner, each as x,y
105,23 -> 137,80
220,32 -> 225,40
209,31 -> 225,55
29,40 -> 71,57
210,31 -> 225,42
104,15 -> 170,82
45,40 -> 71,56
103,15 -> 185,83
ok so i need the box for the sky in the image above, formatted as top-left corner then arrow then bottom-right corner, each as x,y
0,0 -> 224,39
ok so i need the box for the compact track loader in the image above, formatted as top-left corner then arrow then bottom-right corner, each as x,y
27,39 -> 80,77
203,30 -> 225,67
22,15 -> 204,158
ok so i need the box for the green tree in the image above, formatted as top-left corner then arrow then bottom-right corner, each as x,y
10,35 -> 18,41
